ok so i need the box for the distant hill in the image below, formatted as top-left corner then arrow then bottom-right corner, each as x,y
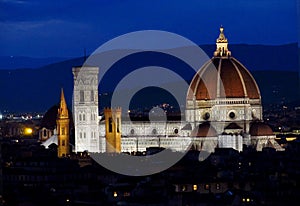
0,57 -> 85,113
0,43 -> 299,113
0,56 -> 70,70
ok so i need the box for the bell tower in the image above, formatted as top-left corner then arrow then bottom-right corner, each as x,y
72,66 -> 100,153
57,88 -> 70,157
104,108 -> 121,153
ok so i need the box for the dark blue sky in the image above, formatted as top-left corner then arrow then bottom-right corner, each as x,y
0,0 -> 299,58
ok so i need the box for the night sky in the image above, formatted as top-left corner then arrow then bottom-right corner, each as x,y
0,0 -> 299,58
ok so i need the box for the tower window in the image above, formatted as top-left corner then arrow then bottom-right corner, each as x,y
152,129 -> 157,135
80,90 -> 84,103
61,127 -> 65,135
117,117 -> 120,133
91,90 -> 94,102
62,140 -> 65,146
109,117 -> 113,133
79,114 -> 82,121
83,114 -> 86,121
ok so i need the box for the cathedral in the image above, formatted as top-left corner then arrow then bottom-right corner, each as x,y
71,27 -> 284,154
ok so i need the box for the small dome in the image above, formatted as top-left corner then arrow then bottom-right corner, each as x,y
250,122 -> 274,136
40,105 -> 59,130
40,105 -> 74,130
191,122 -> 217,137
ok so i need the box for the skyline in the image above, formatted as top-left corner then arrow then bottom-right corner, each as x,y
0,0 -> 299,58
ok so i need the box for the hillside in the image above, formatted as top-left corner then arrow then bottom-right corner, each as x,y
0,43 -> 299,113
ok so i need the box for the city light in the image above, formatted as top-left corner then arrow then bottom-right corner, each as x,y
24,127 -> 33,135
193,184 -> 198,191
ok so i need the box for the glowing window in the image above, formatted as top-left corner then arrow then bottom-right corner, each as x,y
193,184 -> 198,191
205,184 -> 210,190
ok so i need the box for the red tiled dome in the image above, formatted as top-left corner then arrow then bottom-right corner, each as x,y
187,57 -> 261,101
250,122 -> 274,136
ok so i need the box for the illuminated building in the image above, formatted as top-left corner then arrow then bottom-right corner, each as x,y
71,27 -> 284,153
72,66 -> 101,153
56,88 -> 70,157
104,108 -> 122,153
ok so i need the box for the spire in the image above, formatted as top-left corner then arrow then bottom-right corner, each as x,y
214,26 -> 231,57
58,88 -> 69,119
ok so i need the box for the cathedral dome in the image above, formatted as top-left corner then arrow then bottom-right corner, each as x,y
191,122 -> 217,137
250,122 -> 274,136
187,27 -> 261,101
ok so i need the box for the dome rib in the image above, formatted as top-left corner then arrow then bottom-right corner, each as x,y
232,58 -> 261,99
231,58 -> 248,97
